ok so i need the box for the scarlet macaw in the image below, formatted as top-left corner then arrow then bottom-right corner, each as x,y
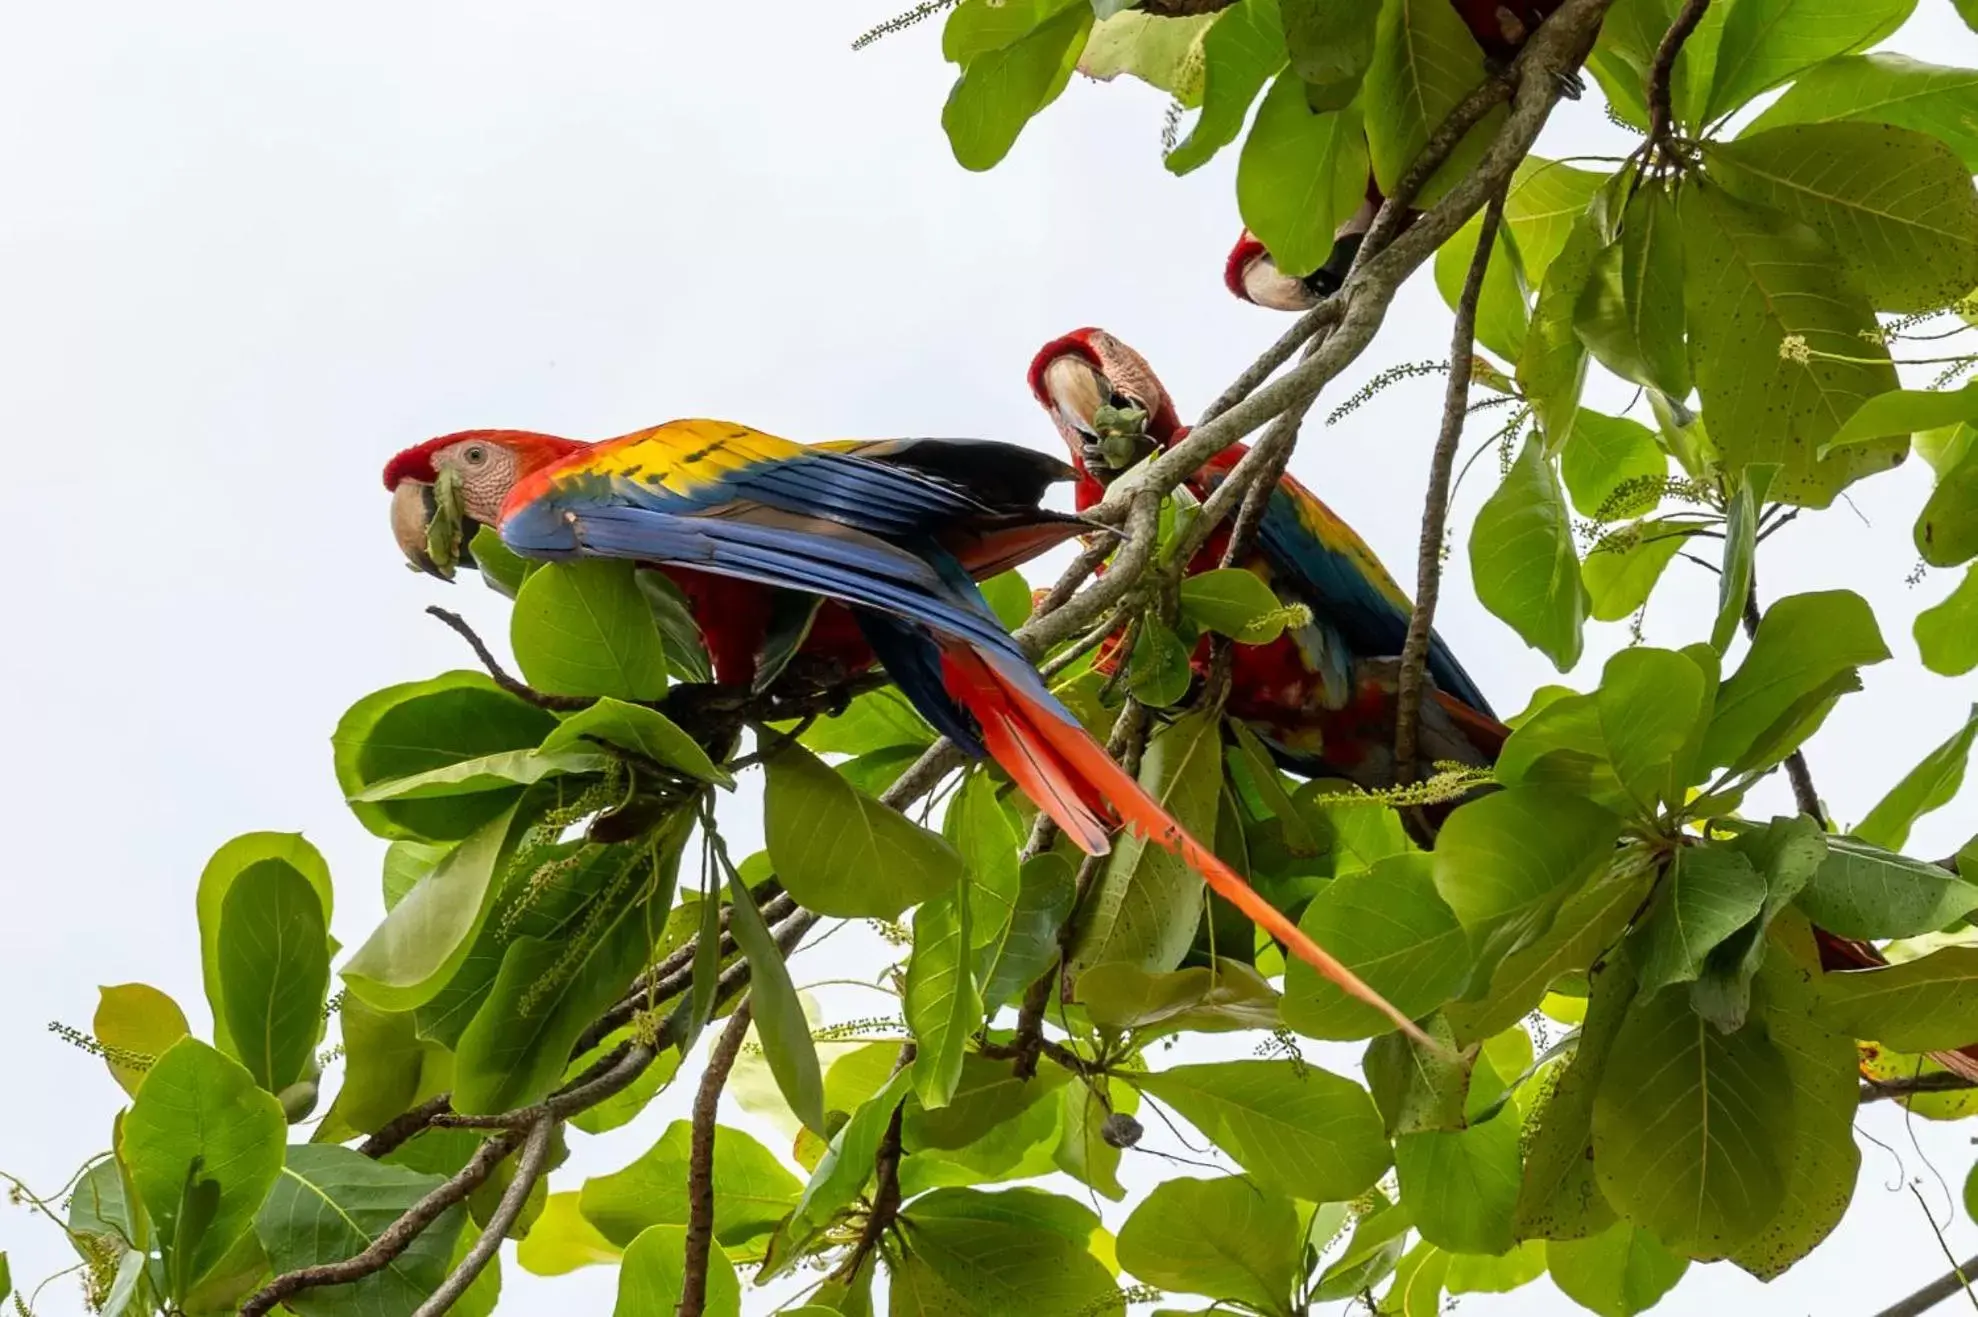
384,420 -> 1420,1035
1226,0 -> 1570,312
1030,328 -> 1506,788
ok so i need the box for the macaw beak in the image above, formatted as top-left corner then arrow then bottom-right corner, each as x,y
1040,354 -> 1107,443
1239,250 -> 1326,312
390,479 -> 480,581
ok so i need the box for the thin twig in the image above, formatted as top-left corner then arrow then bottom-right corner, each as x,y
835,1041 -> 916,1284
1861,1073 -> 1978,1104
681,1000 -> 755,1317
1199,301 -> 1344,425
427,606 -> 589,710
407,1118 -> 556,1317
1645,0 -> 1711,151
1740,574 -> 1825,825
1395,190 -> 1506,785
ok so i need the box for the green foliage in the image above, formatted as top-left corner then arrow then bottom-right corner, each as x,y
512,560 -> 671,701
1236,81 -> 1366,277
218,858 -> 332,1097
1471,435 -> 1589,670
1116,1176 -> 1301,1315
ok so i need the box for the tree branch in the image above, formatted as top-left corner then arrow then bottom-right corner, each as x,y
1395,190 -> 1506,785
681,1000 -> 755,1317
1740,573 -> 1825,825
1645,0 -> 1711,151
407,1117 -> 556,1317
1860,1072 -> 1978,1104
1874,1253 -> 1978,1317
427,606 -> 590,710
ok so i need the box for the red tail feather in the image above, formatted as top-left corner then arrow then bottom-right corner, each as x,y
940,646 -> 1435,1048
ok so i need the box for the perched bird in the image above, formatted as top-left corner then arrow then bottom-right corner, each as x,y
1029,328 -> 1506,789
384,420 -> 1423,1037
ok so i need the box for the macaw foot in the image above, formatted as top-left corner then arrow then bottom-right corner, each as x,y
1552,68 -> 1585,100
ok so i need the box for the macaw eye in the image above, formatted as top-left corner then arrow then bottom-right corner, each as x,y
464,445 -> 488,466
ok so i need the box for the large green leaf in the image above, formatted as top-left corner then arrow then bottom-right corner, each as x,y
1133,1060 -> 1390,1202
1282,852 -> 1471,1040
782,1069 -> 915,1259
1237,82 -> 1367,279
1796,834 -> 1978,938
1117,1176 -> 1300,1316
1314,1197 -> 1412,1300
942,2 -> 1092,171
217,859 -> 330,1096
538,697 -> 730,786
1620,184 -> 1690,397
980,852 -> 1075,1010
578,1120 -> 800,1249
1702,0 -> 1915,123
1395,1111 -> 1522,1255
1470,436 -> 1588,670
1079,959 -> 1281,1035
945,769 -> 1022,948
349,747 -> 607,803
518,1193 -> 622,1276
94,984 -> 190,1099
1165,0 -> 1285,174
1701,589 -> 1889,773
1072,712 -> 1224,973
1813,945 -> 1978,1051
1679,182 -> 1901,507
1598,646 -> 1709,812
342,803 -> 520,1014
1433,786 -> 1622,973
1855,706 -> 1978,851
905,889 -> 981,1110
1562,410 -> 1667,520
1364,1017 -> 1469,1137
255,1145 -> 466,1317
123,1040 -> 285,1296
1178,567 -> 1296,646
1747,53 -> 1978,172
1054,1077 -> 1137,1202
1519,204 -> 1603,447
1548,1221 -> 1689,1316
1707,123 -> 1978,313
1828,381 -> 1978,453
1505,157 -> 1612,290
895,1189 -> 1118,1317
511,559 -> 670,701
1078,9 -> 1215,102
725,860 -> 825,1135
1919,443 -> 1978,567
197,833 -> 334,1059
800,687 -> 934,756
1514,953 -> 1636,1241
333,672 -> 556,842
1283,0 -> 1379,104
316,996 -> 438,1140
1690,815 -> 1829,1031
764,743 -> 961,919
1588,0 -> 1715,130
1593,987 -> 1790,1256
1434,208 -> 1529,364
1363,0 -> 1498,206
1635,845 -> 1768,997
1918,565 -> 1978,676
613,1224 -> 740,1317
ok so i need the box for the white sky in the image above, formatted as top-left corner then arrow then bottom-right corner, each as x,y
4,2 -> 1978,1313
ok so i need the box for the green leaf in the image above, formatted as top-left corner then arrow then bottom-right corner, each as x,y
512,559 -> 671,701
1588,0 -> 1714,129
1519,202 -> 1604,447
1701,589 -> 1890,772
578,1120 -> 800,1249
906,889 -> 981,1110
333,671 -> 557,842
1690,815 -> 1829,1031
1584,522 -> 1686,626
980,852 -> 1075,1009
1435,207 -> 1529,364
1703,0 -> 1916,124
1364,0 -> 1498,207
1635,845 -> 1768,997
1117,1176 -> 1301,1315
726,860 -> 826,1135
539,697 -> 731,785
1747,53 -> 1978,173
1395,1110 -> 1522,1255
1707,123 -> 1978,314
1494,690 -> 1627,812
1918,565 -> 1978,676
1433,786 -> 1622,973
613,1224 -> 740,1317
196,833 -> 333,1060
783,1069 -> 915,1256
1855,706 -> 1978,852
255,1145 -> 466,1317
1178,568 -> 1295,646
895,1188 -> 1119,1316
1549,1221 -> 1689,1317
1054,1077 -> 1136,1201
469,524 -> 533,598
1072,711 -> 1224,973
1470,435 -> 1588,670
1920,443 -> 1978,567
1237,81 -> 1367,279
349,747 -> 607,802
1562,410 -> 1667,520
634,569 -> 713,684
124,1040 -> 285,1294
1814,945 -> 1978,1051
1622,185 -> 1690,396
1128,611 -> 1194,707
1593,986 -> 1789,1256
1445,1239 -> 1547,1294
1712,467 -> 1773,655
565,1026 -> 683,1137
764,742 -> 962,919
1364,1017 -> 1469,1136
1828,381 -> 1978,454
1132,1060 -> 1390,1202
1078,959 -> 1282,1034
800,687 -> 934,756
1599,646 -> 1709,811
1514,953 -> 1636,1241
1282,853 -> 1470,1040
1166,0 -> 1286,174
942,3 -> 1093,171
1079,10 -> 1216,103
1797,834 -> 1978,938
342,803 -> 520,1014
1283,0 -> 1379,104
317,995 -> 440,1140
946,770 -> 1023,948
1679,181 -> 1902,507
94,984 -> 190,1099
1315,1197 -> 1412,1300
218,859 -> 330,1094
1506,158 -> 1612,290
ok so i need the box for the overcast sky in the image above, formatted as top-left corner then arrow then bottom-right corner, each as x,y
5,2 -> 1978,1313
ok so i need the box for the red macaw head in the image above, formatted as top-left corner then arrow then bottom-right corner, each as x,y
1026,328 -> 1184,484
1225,230 -> 1331,313
384,429 -> 584,578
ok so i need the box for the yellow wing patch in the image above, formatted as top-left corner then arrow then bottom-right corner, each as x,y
559,418 -> 805,499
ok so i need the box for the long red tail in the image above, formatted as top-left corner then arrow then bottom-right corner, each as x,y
940,645 -> 1436,1049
